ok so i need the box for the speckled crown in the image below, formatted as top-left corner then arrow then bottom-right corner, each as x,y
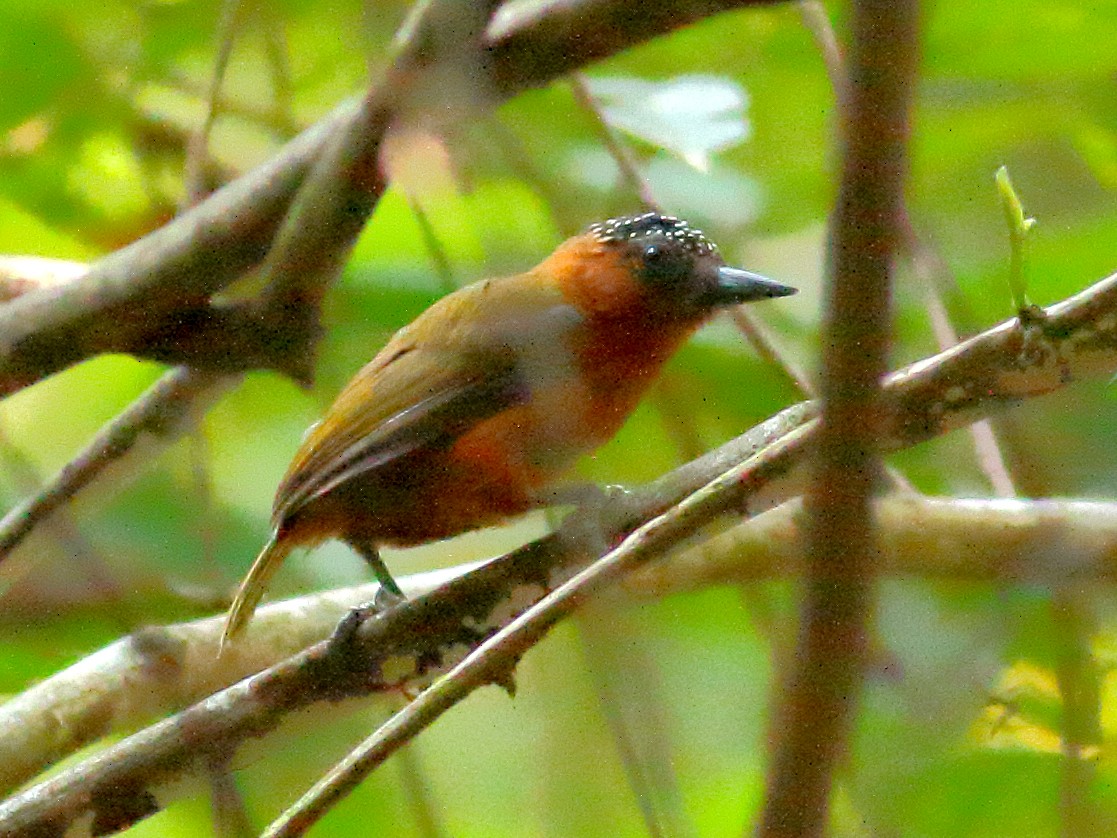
587,212 -> 719,257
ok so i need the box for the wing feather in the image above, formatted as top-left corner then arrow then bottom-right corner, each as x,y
272,274 -> 582,526
274,345 -> 524,524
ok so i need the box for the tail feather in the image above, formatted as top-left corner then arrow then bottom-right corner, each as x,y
219,534 -> 292,653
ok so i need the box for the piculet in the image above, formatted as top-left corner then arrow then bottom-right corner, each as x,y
220,212 -> 796,648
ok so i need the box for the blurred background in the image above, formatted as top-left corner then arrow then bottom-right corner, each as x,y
1,0 -> 1117,834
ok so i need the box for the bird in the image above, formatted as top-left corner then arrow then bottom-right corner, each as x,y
220,212 -> 796,648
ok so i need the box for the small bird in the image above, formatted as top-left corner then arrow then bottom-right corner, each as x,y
220,212 -> 795,647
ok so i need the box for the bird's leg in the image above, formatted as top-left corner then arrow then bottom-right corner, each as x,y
349,536 -> 405,598
329,537 -> 406,648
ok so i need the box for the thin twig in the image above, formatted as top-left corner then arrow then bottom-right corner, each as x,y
1003,441 -> 1101,837
261,11 -> 295,127
569,71 -> 809,397
630,496 -> 1117,592
395,738 -> 451,838
796,2 -> 849,113
183,0 -> 246,205
922,277 -> 1017,497
0,369 -> 237,562
569,74 -> 659,210
409,200 -> 458,293
726,307 -> 815,397
578,603 -> 696,838
181,1 -> 246,589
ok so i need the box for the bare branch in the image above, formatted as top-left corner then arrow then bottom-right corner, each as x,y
0,578 -> 394,796
0,256 -> 88,303
758,0 -> 920,831
630,496 -> 1117,592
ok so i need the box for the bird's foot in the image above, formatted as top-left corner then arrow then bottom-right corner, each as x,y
328,584 -> 406,648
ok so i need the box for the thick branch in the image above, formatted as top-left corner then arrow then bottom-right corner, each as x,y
0,0 -> 781,397
0,257 -> 88,303
630,496 -> 1117,592
0,580 -> 391,796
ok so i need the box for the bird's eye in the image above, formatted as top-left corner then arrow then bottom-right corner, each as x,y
638,240 -> 689,288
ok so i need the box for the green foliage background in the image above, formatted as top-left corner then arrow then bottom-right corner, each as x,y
2,0 -> 1117,834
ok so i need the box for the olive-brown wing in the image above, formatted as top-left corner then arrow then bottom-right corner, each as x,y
271,334 -> 528,527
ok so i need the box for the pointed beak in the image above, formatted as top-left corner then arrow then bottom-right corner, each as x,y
712,266 -> 798,304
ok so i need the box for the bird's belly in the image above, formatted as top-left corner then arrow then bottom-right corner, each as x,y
285,380 -> 643,548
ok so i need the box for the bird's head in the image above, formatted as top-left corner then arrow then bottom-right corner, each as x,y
543,212 -> 797,321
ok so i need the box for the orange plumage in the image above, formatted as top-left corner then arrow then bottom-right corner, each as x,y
220,213 -> 796,646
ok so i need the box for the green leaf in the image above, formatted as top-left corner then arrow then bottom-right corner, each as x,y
995,164 -> 1035,311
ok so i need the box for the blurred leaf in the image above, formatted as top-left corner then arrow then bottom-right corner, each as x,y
585,74 -> 751,170
0,10 -> 84,132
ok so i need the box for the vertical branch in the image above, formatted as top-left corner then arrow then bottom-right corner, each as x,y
799,0 -> 1015,498
756,0 -> 919,835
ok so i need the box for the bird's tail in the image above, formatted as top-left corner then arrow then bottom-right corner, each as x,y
219,533 -> 293,653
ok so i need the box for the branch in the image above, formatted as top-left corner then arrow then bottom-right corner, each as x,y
0,368 -> 236,561
757,0 -> 919,833
7,490 -> 1116,801
3,265 -> 1116,835
0,256 -> 88,303
0,259 -> 239,564
0,579 -> 389,796
628,496 -> 1117,592
239,0 -> 506,382
0,0 -> 782,397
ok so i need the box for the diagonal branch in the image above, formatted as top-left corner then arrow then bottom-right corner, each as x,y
0,368 -> 237,561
